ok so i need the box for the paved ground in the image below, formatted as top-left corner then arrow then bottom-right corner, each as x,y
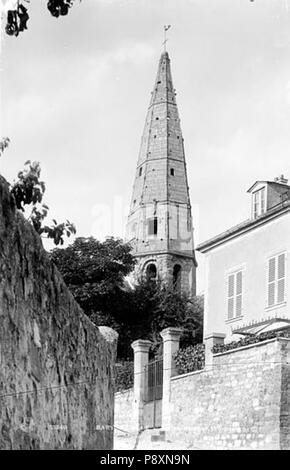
114,429 -> 199,450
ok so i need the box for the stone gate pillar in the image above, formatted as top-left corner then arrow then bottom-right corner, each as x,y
131,339 -> 152,432
204,332 -> 226,368
160,327 -> 183,432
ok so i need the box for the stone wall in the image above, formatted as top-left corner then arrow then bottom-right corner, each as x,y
169,338 -> 290,450
0,176 -> 118,450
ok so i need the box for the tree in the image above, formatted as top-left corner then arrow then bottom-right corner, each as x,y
51,237 -> 203,359
3,0 -> 79,37
50,236 -> 136,314
124,280 -> 203,358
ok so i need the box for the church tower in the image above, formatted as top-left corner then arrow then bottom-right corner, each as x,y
126,51 -> 197,296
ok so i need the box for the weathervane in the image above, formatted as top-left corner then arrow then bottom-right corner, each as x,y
162,25 -> 171,52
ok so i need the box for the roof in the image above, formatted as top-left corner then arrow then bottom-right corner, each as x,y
247,180 -> 290,193
197,199 -> 290,253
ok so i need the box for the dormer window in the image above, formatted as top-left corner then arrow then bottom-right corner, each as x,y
248,177 -> 290,218
252,187 -> 266,218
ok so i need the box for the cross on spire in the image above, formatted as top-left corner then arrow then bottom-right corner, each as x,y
162,25 -> 171,52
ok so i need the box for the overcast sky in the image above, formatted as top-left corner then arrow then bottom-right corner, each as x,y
1,0 -> 290,292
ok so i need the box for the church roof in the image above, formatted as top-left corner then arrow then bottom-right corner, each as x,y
128,50 -> 191,210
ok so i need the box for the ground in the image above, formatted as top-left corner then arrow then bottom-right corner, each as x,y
114,429 -> 200,450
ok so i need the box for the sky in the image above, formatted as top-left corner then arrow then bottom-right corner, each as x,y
1,0 -> 290,293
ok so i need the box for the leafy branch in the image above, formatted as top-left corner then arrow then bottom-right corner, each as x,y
10,160 -> 76,245
0,137 -> 10,157
4,0 -> 79,37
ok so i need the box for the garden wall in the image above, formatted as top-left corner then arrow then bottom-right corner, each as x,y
0,175 -> 118,449
114,388 -> 136,449
169,337 -> 290,449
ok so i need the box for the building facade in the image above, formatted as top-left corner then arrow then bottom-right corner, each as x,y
198,175 -> 290,341
126,51 -> 197,296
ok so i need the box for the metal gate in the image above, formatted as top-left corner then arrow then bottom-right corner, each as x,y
144,359 -> 163,429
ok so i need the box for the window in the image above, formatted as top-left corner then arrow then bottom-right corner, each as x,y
139,167 -> 142,177
148,217 -> 158,236
173,264 -> 182,291
227,271 -> 243,320
267,253 -> 286,307
146,264 -> 157,282
170,168 -> 175,176
253,187 -> 266,218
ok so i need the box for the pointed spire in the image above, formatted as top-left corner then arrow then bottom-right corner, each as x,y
126,51 -> 196,297
130,51 -> 190,210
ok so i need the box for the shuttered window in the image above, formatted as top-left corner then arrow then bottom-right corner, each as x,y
267,253 -> 286,307
227,271 -> 243,320
253,187 -> 266,218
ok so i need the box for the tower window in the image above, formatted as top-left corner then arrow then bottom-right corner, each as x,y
146,263 -> 157,282
155,117 -> 159,120
170,168 -> 175,176
139,167 -> 143,176
173,264 -> 182,291
148,217 -> 158,236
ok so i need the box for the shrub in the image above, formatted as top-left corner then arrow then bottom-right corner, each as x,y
114,361 -> 134,392
212,329 -> 290,354
174,343 -> 205,375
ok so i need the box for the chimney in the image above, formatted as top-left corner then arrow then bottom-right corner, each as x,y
274,174 -> 288,185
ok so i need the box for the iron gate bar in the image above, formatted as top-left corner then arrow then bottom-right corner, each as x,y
144,358 -> 163,403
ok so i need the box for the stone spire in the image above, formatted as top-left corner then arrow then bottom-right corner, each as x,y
126,51 -> 196,296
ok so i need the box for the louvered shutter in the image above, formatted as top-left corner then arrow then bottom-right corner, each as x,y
260,188 -> 265,214
268,257 -> 276,307
277,253 -> 285,304
235,271 -> 243,317
227,274 -> 235,319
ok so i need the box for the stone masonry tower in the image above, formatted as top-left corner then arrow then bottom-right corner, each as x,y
126,51 -> 197,296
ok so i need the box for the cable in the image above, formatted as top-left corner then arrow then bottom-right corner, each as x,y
1,359 -> 289,399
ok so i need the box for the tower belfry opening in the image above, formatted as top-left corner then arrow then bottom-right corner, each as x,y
126,50 -> 197,296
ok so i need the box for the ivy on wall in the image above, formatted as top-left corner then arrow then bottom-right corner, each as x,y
115,361 -> 134,392
212,329 -> 290,354
174,344 -> 205,375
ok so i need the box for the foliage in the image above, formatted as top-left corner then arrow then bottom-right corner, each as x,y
212,329 -> 290,354
10,160 -> 76,245
114,361 -> 134,392
141,285 -> 203,357
51,236 -> 135,309
4,0 -> 79,37
0,137 -> 10,156
174,343 -> 205,375
51,236 -> 136,357
11,161 -> 45,209
51,238 -> 204,360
